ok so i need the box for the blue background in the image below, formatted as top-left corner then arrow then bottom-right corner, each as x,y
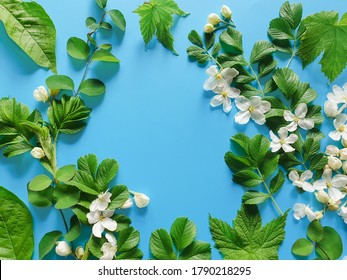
0,0 -> 346,260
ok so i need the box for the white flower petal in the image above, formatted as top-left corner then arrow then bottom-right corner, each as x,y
259,101 -> 271,113
313,181 -> 327,191
295,103 -> 308,118
282,144 -> 295,153
278,127 -> 288,138
332,174 -> 347,188
206,65 -> 218,76
302,182 -> 315,192
223,98 -> 232,113
221,68 -> 239,81
283,110 -> 294,122
288,170 -> 299,182
92,222 -> 104,238
286,134 -> 298,144
226,87 -> 240,98
329,130 -> 342,141
322,169 -> 333,182
328,187 -> 345,201
298,118 -> 314,130
251,110 -> 266,125
210,95 -> 224,107
101,218 -> 118,232
203,77 -> 217,91
335,114 -> 347,127
286,122 -> 297,132
301,170 -> 313,181
235,96 -> 251,111
270,142 -> 281,153
235,110 -> 251,124
87,211 -> 101,224
102,210 -> 114,218
269,130 -> 280,142
105,233 -> 117,245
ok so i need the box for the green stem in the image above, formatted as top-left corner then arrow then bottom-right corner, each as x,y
207,50 -> 223,69
286,38 -> 297,69
249,64 -> 265,96
87,11 -> 106,44
75,48 -> 98,96
59,209 -> 69,233
257,168 -> 284,216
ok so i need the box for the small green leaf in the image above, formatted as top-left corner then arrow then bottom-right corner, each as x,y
87,237 -> 103,258
179,241 -> 211,260
272,68 -> 299,99
99,44 -> 112,50
117,227 -> 140,253
303,138 -> 320,161
224,152 -> 253,173
92,49 -> 119,63
96,0 -> 108,9
79,79 -> 106,96
117,248 -> 143,260
96,158 -> 119,190
56,165 -> 76,183
86,17 -> 99,30
77,154 -> 98,178
108,185 -> 129,210
170,217 -> 197,251
268,18 -> 294,40
233,169 -> 262,187
270,170 -> 285,194
279,152 -> 302,168
28,187 -> 54,207
28,174 -> 52,192
204,32 -> 215,50
258,152 -> 279,180
46,75 -> 74,91
39,231 -> 62,260
316,226 -> 343,260
67,37 -> 90,60
250,41 -> 276,64
69,170 -> 99,195
291,238 -> 314,257
258,56 -> 278,78
65,215 -> 81,242
114,214 -> 131,232
242,191 -> 270,205
188,30 -> 203,47
307,220 -> 324,242
186,46 -> 209,64
211,43 -> 221,57
220,27 -> 243,53
150,229 -> 176,260
280,1 -> 303,29
310,153 -> 327,171
100,22 -> 112,30
248,134 -> 270,164
109,9 -> 126,31
54,185 -> 80,209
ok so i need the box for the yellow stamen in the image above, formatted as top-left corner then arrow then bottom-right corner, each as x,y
216,73 -> 222,80
339,126 -> 345,132
248,106 -> 255,113
326,182 -> 332,188
279,139 -> 285,145
293,116 -> 299,123
222,91 -> 228,98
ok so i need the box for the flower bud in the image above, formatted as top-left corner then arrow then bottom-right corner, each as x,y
55,241 -> 72,257
342,138 -> 347,148
131,191 -> 150,208
340,148 -> 347,160
30,147 -> 45,159
75,246 -> 84,259
120,198 -> 133,209
328,155 -> 342,170
204,23 -> 214,34
327,198 -> 340,211
324,100 -> 338,117
33,86 -> 49,102
207,13 -> 221,25
314,211 -> 324,220
221,5 -> 232,20
343,161 -> 347,174
315,190 -> 330,204
325,145 -> 340,156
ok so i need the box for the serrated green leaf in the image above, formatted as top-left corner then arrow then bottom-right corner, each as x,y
170,217 -> 196,251
316,226 -> 343,260
306,105 -> 323,125
230,133 -> 250,154
248,134 -> 270,164
87,236 -> 103,258
250,41 -> 276,64
39,231 -> 62,260
67,37 -> 90,60
204,32 -> 215,50
259,152 -> 279,180
79,79 -> 106,96
69,171 -> 99,195
233,169 -> 262,188
297,11 -> 347,82
0,187 -> 34,260
310,153 -> 327,171
264,79 -> 278,94
72,206 -> 88,224
219,27 -> 243,53
272,68 -> 299,99
56,165 -> 76,183
291,83 -> 318,108
96,158 -> 118,190
187,30 -> 203,47
279,153 -> 302,168
99,44 -> 112,50
242,191 -> 270,205
224,152 -> 254,173
65,215 -> 81,242
179,241 -> 211,260
117,227 -> 140,253
28,174 -> 52,192
0,1 -> 57,73
291,238 -> 313,257
109,9 -> 126,31
270,170 -> 285,194
258,56 -> 278,78
303,138 -> 320,161
217,53 -> 247,68
92,49 -> 119,63
186,46 -> 209,64
212,43 -> 221,57
307,220 -> 323,242
210,205 -> 288,260
114,214 -> 131,232
268,18 -> 294,40
280,1 -> 303,29
77,154 -> 98,178
108,185 -> 129,210
117,248 -> 143,260
150,229 -> 176,260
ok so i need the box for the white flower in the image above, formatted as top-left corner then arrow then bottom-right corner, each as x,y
327,198 -> 341,211
100,233 -> 117,260
131,191 -> 150,208
210,82 -> 240,113
293,203 -> 316,221
204,23 -> 214,34
75,246 -> 84,259
30,147 -> 45,159
33,86 -> 49,102
120,198 -> 133,209
327,155 -> 342,170
313,169 -> 347,201
269,127 -> 298,153
315,190 -> 330,204
329,114 -> 347,141
288,170 -> 314,192
55,241 -> 72,257
283,103 -> 314,132
342,138 -> 347,148
340,148 -> 347,160
324,100 -> 339,117
327,83 -> 347,104
325,145 -> 340,156
221,5 -> 232,19
207,13 -> 221,25
338,206 -> 347,223
90,191 -> 112,212
203,66 -> 239,91
235,96 -> 271,125
86,210 -> 117,238
343,161 -> 347,174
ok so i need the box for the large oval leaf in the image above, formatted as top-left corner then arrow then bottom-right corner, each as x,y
0,1 -> 56,73
0,186 -> 34,260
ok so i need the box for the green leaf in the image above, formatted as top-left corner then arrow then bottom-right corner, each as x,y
0,1 -> 56,73
69,170 -> 99,195
248,134 -> 270,164
316,226 -> 343,260
92,49 -> 119,63
100,22 -> 112,30
291,85 -> 318,108
28,187 -> 54,208
54,185 -> 80,209
220,27 -> 243,53
233,169 -> 262,188
242,191 -> 270,205
279,153 -> 302,168
65,215 -> 81,242
114,214 -> 131,232
211,43 -> 221,57
56,165 -> 76,183
0,187 -> 34,260
108,185 -> 129,210
99,43 -> 112,50
179,241 -> 211,260
170,217 -> 197,251
297,11 -> 347,82
109,9 -> 126,31
117,248 -> 143,260
303,138 -> 320,161
204,32 -> 215,50
67,37 -> 90,60
230,133 -> 250,154
268,18 -> 294,40
28,174 -> 52,192
77,154 -> 98,178
39,231 -> 62,260
133,0 -> 189,55
79,79 -> 106,96
280,1 -> 303,29
250,41 -> 276,64
258,152 -> 279,180
87,237 -> 103,259
117,227 -> 140,253
217,54 -> 247,68
270,170 -> 285,194
310,153 -> 327,171
209,205 -> 288,260
291,238 -> 314,257
272,68 -> 299,99
150,229 -> 176,260
85,17 -> 99,30
224,152 -> 253,173
72,206 -> 88,224
46,75 -> 74,91
96,158 -> 119,190
258,56 -> 278,78
307,220 -> 323,242
186,46 -> 209,64
188,30 -> 203,47
96,0 -> 107,9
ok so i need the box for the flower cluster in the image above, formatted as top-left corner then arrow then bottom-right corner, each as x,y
204,5 -> 233,34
